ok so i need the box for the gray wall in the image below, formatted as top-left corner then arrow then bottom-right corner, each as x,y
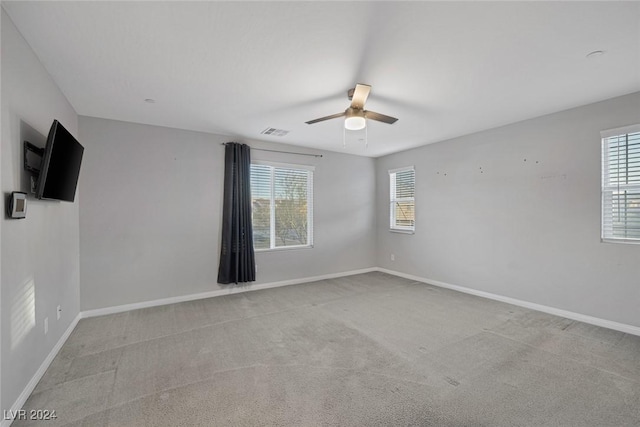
78,117 -> 376,310
376,92 -> 640,327
1,9 -> 80,413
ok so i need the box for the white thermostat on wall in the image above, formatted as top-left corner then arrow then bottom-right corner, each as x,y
8,191 -> 27,219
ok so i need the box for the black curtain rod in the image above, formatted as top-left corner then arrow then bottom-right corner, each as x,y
221,143 -> 323,158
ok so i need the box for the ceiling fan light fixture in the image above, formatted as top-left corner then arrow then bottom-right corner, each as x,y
344,109 -> 366,130
345,116 -> 366,131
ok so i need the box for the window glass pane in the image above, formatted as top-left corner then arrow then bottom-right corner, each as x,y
610,190 -> 640,239
274,169 -> 308,247
394,201 -> 415,228
395,170 -> 415,198
605,132 -> 640,185
250,165 -> 271,250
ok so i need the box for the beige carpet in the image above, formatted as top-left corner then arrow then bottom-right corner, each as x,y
14,272 -> 640,426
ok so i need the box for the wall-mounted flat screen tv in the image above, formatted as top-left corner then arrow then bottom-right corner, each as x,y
36,120 -> 84,202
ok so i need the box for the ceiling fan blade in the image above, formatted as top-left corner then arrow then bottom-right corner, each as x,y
364,110 -> 398,124
350,84 -> 371,109
305,112 -> 346,125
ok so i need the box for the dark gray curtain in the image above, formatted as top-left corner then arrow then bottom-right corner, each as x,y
217,143 -> 256,284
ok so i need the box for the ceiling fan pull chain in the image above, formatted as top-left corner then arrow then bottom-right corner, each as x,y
343,126 -> 346,148
365,121 -> 368,148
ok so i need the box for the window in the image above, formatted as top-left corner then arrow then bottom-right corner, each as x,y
250,162 -> 314,250
389,166 -> 415,232
601,125 -> 640,243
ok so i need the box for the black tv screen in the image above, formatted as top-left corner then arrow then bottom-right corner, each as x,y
36,120 -> 84,202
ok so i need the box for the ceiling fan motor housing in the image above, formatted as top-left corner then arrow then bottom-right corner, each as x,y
345,107 -> 366,130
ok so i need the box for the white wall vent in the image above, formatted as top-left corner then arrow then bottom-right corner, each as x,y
260,127 -> 290,137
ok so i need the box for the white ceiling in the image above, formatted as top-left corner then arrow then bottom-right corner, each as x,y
3,1 -> 640,157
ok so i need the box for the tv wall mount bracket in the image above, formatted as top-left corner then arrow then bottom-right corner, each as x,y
24,141 -> 44,175
24,141 -> 44,194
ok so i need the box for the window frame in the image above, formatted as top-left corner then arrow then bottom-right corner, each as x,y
389,166 -> 415,234
250,160 -> 314,252
601,124 -> 640,244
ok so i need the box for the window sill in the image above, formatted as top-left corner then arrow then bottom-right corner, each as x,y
389,229 -> 414,235
601,238 -> 640,245
255,245 -> 314,253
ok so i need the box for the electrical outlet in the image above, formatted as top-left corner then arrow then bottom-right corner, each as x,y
391,254 -> 395,261
57,305 -> 62,320
44,317 -> 49,335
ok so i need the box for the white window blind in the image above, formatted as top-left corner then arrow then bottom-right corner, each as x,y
602,125 -> 640,243
250,162 -> 314,250
389,166 -> 415,232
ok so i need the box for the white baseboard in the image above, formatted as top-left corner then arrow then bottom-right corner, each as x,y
81,267 -> 378,319
376,267 -> 640,337
1,313 -> 81,427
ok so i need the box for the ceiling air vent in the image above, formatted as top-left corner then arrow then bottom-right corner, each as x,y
260,127 -> 289,137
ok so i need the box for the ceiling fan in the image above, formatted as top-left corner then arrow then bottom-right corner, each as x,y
305,84 -> 398,131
